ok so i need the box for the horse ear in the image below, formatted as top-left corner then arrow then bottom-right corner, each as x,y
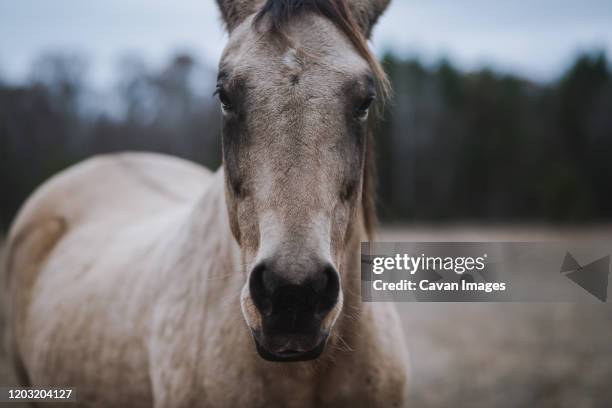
348,0 -> 391,39
216,0 -> 260,32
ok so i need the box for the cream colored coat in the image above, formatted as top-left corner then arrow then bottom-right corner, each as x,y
7,153 -> 408,407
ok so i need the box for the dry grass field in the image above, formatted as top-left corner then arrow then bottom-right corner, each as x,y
1,226 -> 611,407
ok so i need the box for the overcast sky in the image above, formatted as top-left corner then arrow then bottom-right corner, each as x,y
1,0 -> 611,86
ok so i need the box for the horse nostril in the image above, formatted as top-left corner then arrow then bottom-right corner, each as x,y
315,264 -> 340,315
249,262 -> 273,316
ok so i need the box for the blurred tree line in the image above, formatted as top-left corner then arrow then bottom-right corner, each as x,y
377,51 -> 612,223
0,53 -> 222,231
1,51 -> 611,231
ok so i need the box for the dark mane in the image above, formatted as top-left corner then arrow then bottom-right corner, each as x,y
254,0 -> 388,237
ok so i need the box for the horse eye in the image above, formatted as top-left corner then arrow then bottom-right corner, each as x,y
214,87 -> 233,113
355,96 -> 374,120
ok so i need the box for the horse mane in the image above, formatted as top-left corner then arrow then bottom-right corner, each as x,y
253,0 -> 389,237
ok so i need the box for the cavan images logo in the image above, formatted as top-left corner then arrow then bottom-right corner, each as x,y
560,252 -> 611,302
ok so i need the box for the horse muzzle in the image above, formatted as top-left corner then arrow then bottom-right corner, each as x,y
245,258 -> 341,362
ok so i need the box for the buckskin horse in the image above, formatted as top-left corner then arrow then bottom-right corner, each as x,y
6,0 -> 408,406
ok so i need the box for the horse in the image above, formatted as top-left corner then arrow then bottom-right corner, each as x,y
6,0 -> 408,406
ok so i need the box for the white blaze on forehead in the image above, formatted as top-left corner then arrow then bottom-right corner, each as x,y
282,48 -> 300,70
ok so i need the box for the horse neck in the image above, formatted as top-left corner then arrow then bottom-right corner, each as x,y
178,169 -> 243,300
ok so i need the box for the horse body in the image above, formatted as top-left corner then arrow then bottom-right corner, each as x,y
7,1 -> 409,406
7,153 -> 214,405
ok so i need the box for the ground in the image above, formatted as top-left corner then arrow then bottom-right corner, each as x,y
1,226 -> 611,407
